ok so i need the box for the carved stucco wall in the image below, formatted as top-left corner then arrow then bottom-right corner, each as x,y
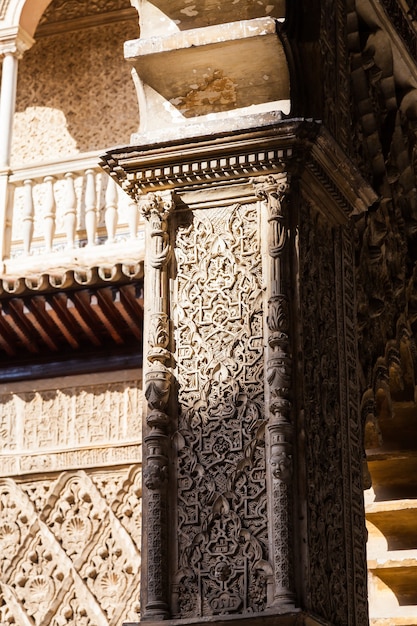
11,16 -> 139,165
172,202 -> 268,617
299,200 -> 368,625
0,370 -> 143,626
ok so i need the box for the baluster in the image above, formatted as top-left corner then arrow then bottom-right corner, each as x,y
128,199 -> 139,239
64,172 -> 77,249
22,179 -> 34,254
43,175 -> 56,253
85,169 -> 97,246
105,176 -> 118,243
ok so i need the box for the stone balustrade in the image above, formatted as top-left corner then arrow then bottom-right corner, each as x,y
3,151 -> 144,276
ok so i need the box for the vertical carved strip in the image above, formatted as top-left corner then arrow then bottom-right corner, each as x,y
140,191 -> 174,620
336,226 -> 369,624
253,173 -> 295,608
22,179 -> 34,254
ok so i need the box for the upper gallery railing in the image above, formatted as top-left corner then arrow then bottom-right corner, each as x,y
4,151 -> 143,274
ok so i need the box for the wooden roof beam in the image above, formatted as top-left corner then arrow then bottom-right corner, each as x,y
0,301 -> 38,353
121,283 -> 144,311
43,295 -> 80,350
12,298 -> 59,352
90,289 -> 125,344
111,288 -> 142,341
0,317 -> 17,356
64,292 -> 102,348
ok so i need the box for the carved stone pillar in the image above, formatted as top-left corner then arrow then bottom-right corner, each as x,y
140,190 -> 174,621
0,28 -> 34,262
102,117 -> 374,626
253,173 -> 295,608
0,28 -> 34,169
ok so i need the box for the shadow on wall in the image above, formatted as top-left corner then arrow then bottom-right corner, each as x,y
12,17 -> 140,165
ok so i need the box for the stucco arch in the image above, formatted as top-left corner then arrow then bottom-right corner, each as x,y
3,0 -> 53,38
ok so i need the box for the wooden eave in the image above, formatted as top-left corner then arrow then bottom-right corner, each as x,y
0,264 -> 144,376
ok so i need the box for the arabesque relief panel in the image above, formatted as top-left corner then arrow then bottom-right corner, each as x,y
0,370 -> 143,626
172,201 -> 269,617
299,200 -> 368,626
0,371 -> 143,474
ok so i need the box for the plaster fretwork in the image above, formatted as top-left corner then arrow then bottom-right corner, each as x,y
141,191 -> 174,620
12,19 -> 139,165
173,201 -> 269,617
300,201 -> 368,626
0,372 -> 143,626
0,376 -> 143,475
0,468 -> 142,626
38,0 -> 134,25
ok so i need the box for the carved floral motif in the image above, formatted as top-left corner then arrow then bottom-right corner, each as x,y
173,203 -> 268,617
0,468 -> 142,626
300,202 -> 368,625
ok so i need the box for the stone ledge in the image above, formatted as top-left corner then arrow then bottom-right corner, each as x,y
124,611 -> 333,626
142,0 -> 285,31
125,18 -> 289,122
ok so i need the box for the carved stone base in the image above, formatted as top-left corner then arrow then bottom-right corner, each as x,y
125,611 -> 333,626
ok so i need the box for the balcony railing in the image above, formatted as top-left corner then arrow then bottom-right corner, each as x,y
3,151 -> 144,276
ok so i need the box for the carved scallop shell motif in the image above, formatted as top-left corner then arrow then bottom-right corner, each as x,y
27,574 -> 55,604
61,515 -> 93,552
0,521 -> 20,551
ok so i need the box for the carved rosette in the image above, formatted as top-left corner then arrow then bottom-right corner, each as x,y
253,173 -> 295,608
140,191 -> 174,620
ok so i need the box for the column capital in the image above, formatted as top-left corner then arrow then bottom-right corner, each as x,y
0,25 -> 34,59
252,172 -> 290,208
139,190 -> 174,222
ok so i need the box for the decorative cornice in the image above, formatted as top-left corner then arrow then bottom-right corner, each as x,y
304,127 -> 378,223
101,118 -> 319,196
101,117 -> 376,222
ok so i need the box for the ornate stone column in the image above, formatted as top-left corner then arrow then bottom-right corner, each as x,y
102,118 -> 373,626
0,28 -> 33,168
0,27 -> 34,262
0,51 -> 19,169
253,173 -> 295,608
140,190 -> 174,621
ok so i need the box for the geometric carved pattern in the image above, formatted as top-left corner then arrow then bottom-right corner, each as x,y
173,203 -> 269,617
0,467 -> 141,626
300,204 -> 349,624
300,201 -> 368,626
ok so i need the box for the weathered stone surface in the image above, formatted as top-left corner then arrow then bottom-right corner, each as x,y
125,18 -> 290,131
0,370 -> 143,626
